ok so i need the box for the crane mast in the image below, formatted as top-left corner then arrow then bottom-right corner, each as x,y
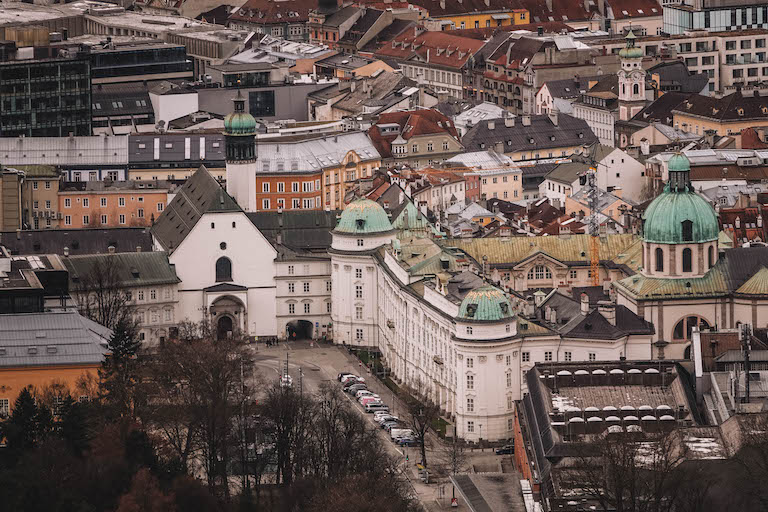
586,166 -> 600,286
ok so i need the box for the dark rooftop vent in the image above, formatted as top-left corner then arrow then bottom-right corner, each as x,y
131,268 -> 140,278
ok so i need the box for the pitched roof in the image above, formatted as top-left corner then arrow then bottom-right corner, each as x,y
368,109 -> 459,158
374,29 -> 485,71
246,210 -> 339,252
444,233 -> 642,271
544,161 -> 589,185
515,0 -> 594,23
673,91 -> 768,122
0,311 -> 110,368
151,166 -> 240,253
331,71 -> 416,115
604,0 -> 661,19
461,114 -> 597,154
62,251 -> 180,289
0,228 -> 154,256
405,0 -> 526,16
735,266 -> 768,296
542,75 -> 603,100
339,7 -> 383,42
647,60 -> 709,94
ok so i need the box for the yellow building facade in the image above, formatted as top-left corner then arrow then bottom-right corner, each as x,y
323,150 -> 382,210
434,9 -> 529,30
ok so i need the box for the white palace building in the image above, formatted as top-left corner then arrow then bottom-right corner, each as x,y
330,199 -> 655,441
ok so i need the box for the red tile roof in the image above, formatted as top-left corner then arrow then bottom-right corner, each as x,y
741,127 -> 768,150
446,21 -> 573,40
604,0 -> 661,20
368,109 -> 460,158
374,28 -> 485,70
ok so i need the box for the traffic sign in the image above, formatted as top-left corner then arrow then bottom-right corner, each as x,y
451,498 -> 458,507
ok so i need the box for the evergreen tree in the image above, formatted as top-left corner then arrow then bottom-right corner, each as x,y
1,387 -> 40,464
99,317 -> 141,421
59,396 -> 90,456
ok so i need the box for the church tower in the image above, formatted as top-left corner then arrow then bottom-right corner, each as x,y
641,153 -> 720,279
617,31 -> 646,121
224,90 -> 257,211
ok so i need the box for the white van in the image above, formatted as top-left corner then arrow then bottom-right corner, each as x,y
390,428 -> 413,440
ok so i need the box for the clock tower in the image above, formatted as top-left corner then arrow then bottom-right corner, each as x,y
617,30 -> 646,121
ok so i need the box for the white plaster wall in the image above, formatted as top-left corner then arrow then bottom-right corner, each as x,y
171,211 -> 277,336
150,92 -> 198,126
226,161 -> 256,212
598,148 -> 646,202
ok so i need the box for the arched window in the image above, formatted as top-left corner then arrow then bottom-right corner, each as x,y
682,248 -> 692,272
633,83 -> 639,96
708,246 -> 714,268
527,265 -> 552,280
681,220 -> 693,241
673,316 -> 710,340
215,257 -> 232,282
655,247 -> 664,272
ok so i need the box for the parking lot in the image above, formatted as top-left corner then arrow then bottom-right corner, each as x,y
248,339 -> 519,511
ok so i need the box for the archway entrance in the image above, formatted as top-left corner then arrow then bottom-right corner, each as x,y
286,320 -> 313,340
217,315 -> 234,340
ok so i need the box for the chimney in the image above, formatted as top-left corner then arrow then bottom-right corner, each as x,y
548,110 -> 558,126
495,141 -> 504,153
545,0 -> 552,12
440,0 -> 445,8
537,26 -> 544,37
108,245 -> 116,254
534,291 -> 546,308
640,138 -> 650,155
550,308 -> 557,324
487,120 -> 495,130
580,293 -> 589,315
598,300 -> 616,325
522,115 -> 531,126
63,246 -> 69,257
504,117 -> 515,127
136,246 -> 142,252
484,0 -> 490,6
277,232 -> 283,245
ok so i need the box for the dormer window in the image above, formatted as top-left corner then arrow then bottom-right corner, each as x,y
466,304 -> 478,317
500,303 -> 509,314
356,219 -> 366,229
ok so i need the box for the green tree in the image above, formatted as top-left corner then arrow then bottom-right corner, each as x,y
58,396 -> 90,456
99,317 -> 141,422
1,387 -> 40,463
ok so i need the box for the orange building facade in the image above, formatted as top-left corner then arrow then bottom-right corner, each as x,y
0,365 -> 100,415
58,188 -> 168,228
251,172 -> 323,211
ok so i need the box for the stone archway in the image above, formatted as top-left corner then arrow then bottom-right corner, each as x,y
286,319 -> 313,340
209,295 -> 246,337
217,315 -> 234,339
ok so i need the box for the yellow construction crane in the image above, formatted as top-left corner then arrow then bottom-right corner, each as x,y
576,148 -> 601,287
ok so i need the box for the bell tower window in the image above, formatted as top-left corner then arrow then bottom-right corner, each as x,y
655,247 -> 664,272
682,248 -> 693,272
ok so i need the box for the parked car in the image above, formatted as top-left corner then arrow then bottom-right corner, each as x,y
341,374 -> 364,384
375,414 -> 397,423
347,384 -> 367,394
338,373 -> 355,382
356,390 -> 379,399
495,444 -> 514,455
365,403 -> 389,413
360,396 -> 381,407
382,421 -> 401,431
397,437 -> 416,447
390,428 -> 413,440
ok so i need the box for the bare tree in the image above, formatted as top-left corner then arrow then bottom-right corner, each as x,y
401,377 -> 441,468
71,256 -> 135,330
141,323 -> 248,499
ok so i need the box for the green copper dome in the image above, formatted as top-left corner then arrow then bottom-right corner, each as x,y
643,153 -> 719,244
334,199 -> 394,235
457,285 -> 514,322
224,111 -> 257,136
224,90 -> 257,136
667,152 -> 690,172
619,30 -> 643,59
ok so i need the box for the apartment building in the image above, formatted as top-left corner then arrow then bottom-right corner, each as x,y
664,0 -> 768,35
58,181 -> 169,229
590,29 -> 768,93
19,165 -> 62,230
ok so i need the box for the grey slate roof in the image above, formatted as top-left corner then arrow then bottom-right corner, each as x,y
543,75 -> 603,100
151,165 -> 240,253
0,228 -> 154,256
0,311 -> 110,368
247,210 -> 339,252
128,133 -> 226,165
62,251 -> 180,289
544,161 -> 589,185
647,60 -> 709,94
462,114 -> 597,154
